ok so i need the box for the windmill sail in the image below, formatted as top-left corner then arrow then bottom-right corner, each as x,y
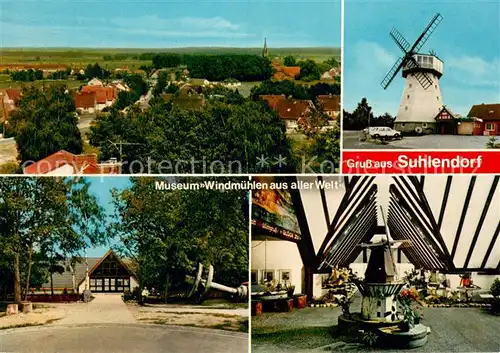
390,28 -> 411,53
381,57 -> 404,89
406,58 -> 434,89
411,13 -> 443,54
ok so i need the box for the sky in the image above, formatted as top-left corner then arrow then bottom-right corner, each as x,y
344,0 -> 500,117
0,0 -> 341,48
85,176 -> 131,257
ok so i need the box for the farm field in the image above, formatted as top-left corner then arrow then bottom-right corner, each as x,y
0,47 -> 340,68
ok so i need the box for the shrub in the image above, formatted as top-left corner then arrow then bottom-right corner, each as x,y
491,278 -> 500,298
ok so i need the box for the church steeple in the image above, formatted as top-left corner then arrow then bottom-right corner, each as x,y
262,37 -> 268,58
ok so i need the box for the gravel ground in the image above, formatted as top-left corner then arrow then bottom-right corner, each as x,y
129,303 -> 249,332
343,131 -> 496,149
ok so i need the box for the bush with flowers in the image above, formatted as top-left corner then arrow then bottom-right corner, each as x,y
397,288 -> 423,331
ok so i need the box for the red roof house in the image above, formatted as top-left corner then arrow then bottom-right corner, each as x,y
317,94 -> 340,119
467,103 -> 500,136
273,66 -> 301,80
260,94 -> 286,110
74,92 -> 97,111
23,150 -> 121,175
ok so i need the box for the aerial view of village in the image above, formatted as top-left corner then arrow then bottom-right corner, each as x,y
342,1 -> 500,150
0,1 -> 341,174
0,176 -> 250,352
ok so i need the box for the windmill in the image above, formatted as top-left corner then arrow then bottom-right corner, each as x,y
381,13 -> 444,135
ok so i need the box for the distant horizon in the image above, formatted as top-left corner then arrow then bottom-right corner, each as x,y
0,46 -> 340,50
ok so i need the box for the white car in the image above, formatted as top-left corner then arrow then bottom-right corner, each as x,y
364,126 -> 402,139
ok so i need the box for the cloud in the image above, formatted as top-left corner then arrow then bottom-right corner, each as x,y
0,14 -> 252,46
446,55 -> 500,87
111,15 -> 241,33
354,41 -> 398,70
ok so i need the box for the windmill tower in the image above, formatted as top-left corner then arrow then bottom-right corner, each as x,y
381,14 -> 444,135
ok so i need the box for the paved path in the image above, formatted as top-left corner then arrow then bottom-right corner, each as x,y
0,324 -> 248,353
252,293 -> 500,353
343,130 -> 493,149
56,294 -> 136,325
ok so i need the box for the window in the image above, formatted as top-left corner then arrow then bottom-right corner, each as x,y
280,270 -> 291,284
251,271 -> 258,285
409,83 -> 412,88
437,96 -> 440,100
486,123 -> 494,131
405,106 -> 408,111
435,85 -> 437,89
407,94 -> 410,99
261,270 -> 275,283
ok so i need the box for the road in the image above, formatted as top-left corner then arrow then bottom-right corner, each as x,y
343,130 -> 494,149
0,295 -> 248,353
0,324 -> 248,353
56,294 -> 136,325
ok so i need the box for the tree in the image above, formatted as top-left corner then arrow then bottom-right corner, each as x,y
297,59 -> 321,81
85,63 -> 110,80
0,178 -> 107,302
343,98 -> 374,131
324,57 -> 339,67
374,112 -> 395,128
0,178 -> 69,303
90,101 -> 292,173
65,178 -> 107,291
110,177 -> 248,302
284,56 -> 297,66
7,86 -> 83,164
294,113 -> 340,173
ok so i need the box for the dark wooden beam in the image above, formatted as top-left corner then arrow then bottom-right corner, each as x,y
463,176 -> 499,268
481,222 -> 500,269
317,176 -> 331,229
451,176 -> 477,259
437,176 -> 453,231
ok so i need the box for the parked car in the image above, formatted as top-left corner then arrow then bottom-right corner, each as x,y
363,126 -> 402,139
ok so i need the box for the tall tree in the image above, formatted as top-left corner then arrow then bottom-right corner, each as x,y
90,101 -> 292,173
0,177 -> 107,302
8,86 -> 83,164
0,178 -> 68,303
343,98 -> 374,130
111,177 -> 248,302
283,56 -> 297,66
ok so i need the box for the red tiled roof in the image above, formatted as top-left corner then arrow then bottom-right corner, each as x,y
260,95 -> 286,110
275,99 -> 314,120
273,66 -> 301,80
81,85 -> 115,104
74,92 -> 96,109
23,150 -> 120,175
6,88 -> 22,104
317,95 -> 340,112
467,103 -> 500,121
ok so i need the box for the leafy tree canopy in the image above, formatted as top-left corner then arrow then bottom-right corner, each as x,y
7,85 -> 83,164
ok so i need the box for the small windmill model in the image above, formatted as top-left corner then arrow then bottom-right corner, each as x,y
381,13 -> 444,135
355,206 -> 410,322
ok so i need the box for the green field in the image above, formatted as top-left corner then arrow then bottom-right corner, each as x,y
0,47 -> 340,69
